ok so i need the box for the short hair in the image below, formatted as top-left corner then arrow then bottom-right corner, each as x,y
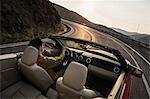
28,38 -> 43,50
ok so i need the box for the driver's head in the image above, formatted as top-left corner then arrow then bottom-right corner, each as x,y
28,38 -> 43,53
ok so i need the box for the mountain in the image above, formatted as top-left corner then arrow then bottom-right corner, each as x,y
1,0 -> 63,44
112,28 -> 139,36
131,34 -> 150,46
112,28 -> 150,45
53,3 -> 94,26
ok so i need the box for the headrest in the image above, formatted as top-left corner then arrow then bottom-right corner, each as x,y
63,61 -> 88,91
21,46 -> 38,66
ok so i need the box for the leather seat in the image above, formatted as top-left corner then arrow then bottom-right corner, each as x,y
18,46 -> 57,98
56,61 -> 97,98
1,81 -> 47,99
0,52 -> 47,99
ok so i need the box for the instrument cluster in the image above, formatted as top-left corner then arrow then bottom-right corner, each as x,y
63,49 -> 92,66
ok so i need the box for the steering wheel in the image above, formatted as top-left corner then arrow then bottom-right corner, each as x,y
42,41 -> 62,57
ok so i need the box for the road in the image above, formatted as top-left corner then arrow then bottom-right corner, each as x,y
63,20 -> 150,99
0,20 -> 149,98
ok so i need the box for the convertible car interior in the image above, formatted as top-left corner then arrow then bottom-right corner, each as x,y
0,35 -> 142,99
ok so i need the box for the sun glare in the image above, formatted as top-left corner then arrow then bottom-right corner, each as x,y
78,2 -> 94,18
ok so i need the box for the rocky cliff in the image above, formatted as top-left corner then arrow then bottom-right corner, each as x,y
1,0 -> 62,44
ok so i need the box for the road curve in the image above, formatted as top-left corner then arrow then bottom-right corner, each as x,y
63,20 -> 150,98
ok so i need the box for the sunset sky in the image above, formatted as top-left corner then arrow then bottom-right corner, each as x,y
51,0 -> 150,35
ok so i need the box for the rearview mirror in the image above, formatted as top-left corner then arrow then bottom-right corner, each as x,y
126,60 -> 143,78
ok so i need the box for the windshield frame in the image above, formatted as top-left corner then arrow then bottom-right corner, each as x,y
48,35 -> 115,53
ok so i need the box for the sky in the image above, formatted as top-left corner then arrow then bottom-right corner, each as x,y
51,0 -> 150,34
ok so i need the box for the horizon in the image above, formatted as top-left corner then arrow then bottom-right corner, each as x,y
51,0 -> 150,35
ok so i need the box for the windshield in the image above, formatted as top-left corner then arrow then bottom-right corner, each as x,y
58,38 -> 119,59
60,39 -> 88,50
49,35 -> 114,52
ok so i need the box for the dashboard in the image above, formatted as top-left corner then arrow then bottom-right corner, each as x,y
61,47 -> 122,75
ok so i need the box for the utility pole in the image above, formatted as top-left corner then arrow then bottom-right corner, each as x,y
137,24 -> 140,33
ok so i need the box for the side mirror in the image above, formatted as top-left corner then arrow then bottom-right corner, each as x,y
126,60 -> 143,78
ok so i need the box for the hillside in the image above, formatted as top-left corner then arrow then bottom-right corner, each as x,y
1,0 -> 64,44
113,28 -> 150,45
131,34 -> 150,45
112,28 -> 139,36
53,3 -> 94,27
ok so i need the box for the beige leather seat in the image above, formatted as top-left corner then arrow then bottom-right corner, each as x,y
18,46 -> 57,98
0,51 -> 47,98
56,61 -> 97,99
1,81 -> 47,99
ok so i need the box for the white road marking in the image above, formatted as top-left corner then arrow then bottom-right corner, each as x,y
115,38 -> 150,66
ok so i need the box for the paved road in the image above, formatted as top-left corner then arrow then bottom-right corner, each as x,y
0,20 -> 149,98
63,20 -> 150,99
